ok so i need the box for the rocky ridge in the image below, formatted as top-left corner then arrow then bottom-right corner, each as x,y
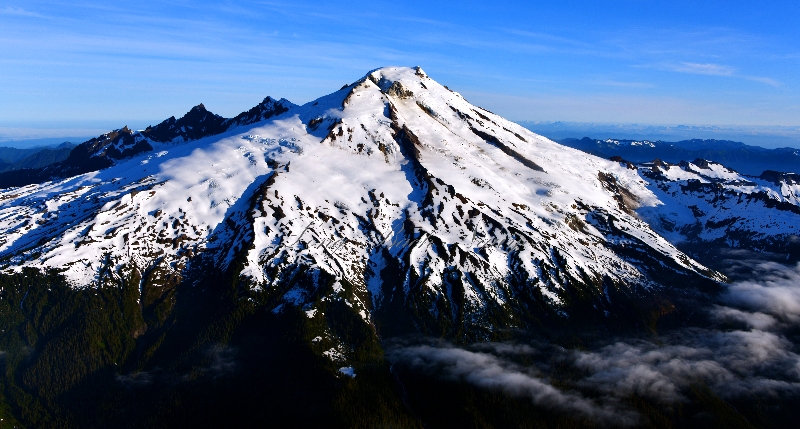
633,158 -> 800,259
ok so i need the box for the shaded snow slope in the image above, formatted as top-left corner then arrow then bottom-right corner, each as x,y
0,67 -> 723,346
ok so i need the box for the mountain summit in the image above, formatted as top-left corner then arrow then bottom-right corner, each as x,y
0,67 -> 724,348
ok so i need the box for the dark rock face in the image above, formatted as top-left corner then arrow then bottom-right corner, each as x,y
225,96 -> 293,128
84,127 -> 154,160
142,104 -> 228,143
760,170 -> 800,185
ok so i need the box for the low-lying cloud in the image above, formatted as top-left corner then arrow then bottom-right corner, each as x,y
389,343 -> 639,426
572,329 -> 800,402
721,261 -> 800,323
116,344 -> 238,387
388,262 -> 800,426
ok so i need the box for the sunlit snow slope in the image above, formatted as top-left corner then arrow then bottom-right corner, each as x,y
0,67 -> 723,345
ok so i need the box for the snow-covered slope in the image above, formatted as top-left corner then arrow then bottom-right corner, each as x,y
636,159 -> 800,255
0,67 -> 723,349
0,97 -> 295,189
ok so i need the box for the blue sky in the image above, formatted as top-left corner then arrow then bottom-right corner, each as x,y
1,1 -> 798,143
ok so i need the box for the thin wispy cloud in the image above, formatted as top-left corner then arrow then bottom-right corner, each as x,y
745,76 -> 782,87
502,28 -> 593,48
640,62 -> 781,87
667,62 -> 735,76
1,6 -> 45,18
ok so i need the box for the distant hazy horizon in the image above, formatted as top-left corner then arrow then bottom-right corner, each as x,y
519,121 -> 800,149
4,120 -> 800,150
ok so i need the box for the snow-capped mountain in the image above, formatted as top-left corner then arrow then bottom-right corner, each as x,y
0,67 -> 729,353
634,158 -> 800,258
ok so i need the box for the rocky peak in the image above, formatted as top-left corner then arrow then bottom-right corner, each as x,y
142,104 -> 226,143
0,96 -> 295,189
225,96 -> 296,128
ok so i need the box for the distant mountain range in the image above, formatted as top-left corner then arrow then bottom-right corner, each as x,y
0,142 -> 75,173
554,137 -> 800,176
518,121 -> 800,149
